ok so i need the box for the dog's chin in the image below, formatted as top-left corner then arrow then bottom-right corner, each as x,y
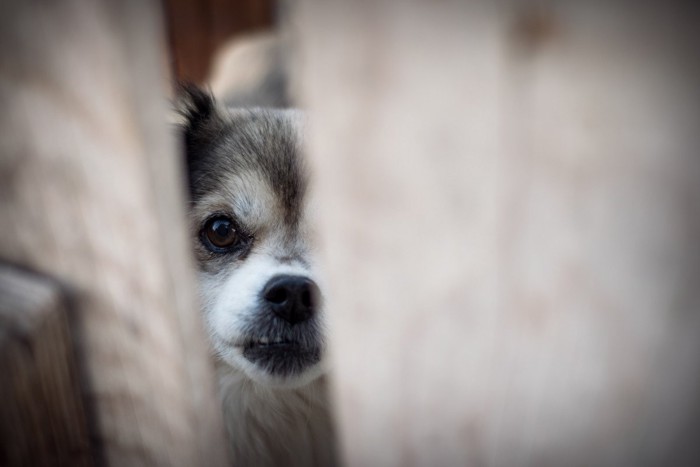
219,340 -> 325,389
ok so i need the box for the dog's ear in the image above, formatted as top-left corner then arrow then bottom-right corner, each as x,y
177,84 -> 226,159
178,84 -> 217,130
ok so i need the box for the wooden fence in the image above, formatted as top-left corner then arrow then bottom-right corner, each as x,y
1,0 -> 699,466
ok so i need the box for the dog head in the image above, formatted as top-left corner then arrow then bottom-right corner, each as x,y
179,87 -> 325,388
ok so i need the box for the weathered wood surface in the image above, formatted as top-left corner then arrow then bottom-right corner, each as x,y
0,264 -> 92,467
0,1 -> 228,465
295,1 -> 700,466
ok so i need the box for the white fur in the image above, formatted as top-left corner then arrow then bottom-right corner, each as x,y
200,254 -> 326,388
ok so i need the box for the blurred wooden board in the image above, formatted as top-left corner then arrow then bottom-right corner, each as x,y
0,1 -> 228,465
295,1 -> 700,466
0,264 -> 92,466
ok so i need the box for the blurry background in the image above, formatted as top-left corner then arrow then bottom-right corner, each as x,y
162,0 -> 274,84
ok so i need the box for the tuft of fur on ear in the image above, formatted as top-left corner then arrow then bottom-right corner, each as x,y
178,83 -> 217,129
176,84 -> 227,163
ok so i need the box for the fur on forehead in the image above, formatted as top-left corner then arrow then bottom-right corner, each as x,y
178,85 -> 308,227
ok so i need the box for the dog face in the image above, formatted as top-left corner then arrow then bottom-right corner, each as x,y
180,87 -> 325,388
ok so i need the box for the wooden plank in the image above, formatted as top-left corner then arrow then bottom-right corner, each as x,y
0,1 -> 228,466
0,264 -> 92,467
294,1 -> 700,466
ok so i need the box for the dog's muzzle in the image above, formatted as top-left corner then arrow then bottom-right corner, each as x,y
241,274 -> 323,376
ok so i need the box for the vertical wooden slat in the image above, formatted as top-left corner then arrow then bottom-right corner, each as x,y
0,264 -> 92,467
294,1 -> 700,466
0,1 -> 228,466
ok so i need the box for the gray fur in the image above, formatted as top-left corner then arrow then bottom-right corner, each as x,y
181,86 -> 306,225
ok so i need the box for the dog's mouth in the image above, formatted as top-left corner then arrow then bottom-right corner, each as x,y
239,337 -> 321,376
244,336 -> 294,348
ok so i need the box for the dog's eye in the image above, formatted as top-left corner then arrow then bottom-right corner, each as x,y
202,216 -> 239,250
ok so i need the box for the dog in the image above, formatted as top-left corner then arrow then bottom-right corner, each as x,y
179,86 -> 335,466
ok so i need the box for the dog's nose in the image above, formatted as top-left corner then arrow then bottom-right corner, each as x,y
262,275 -> 320,324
